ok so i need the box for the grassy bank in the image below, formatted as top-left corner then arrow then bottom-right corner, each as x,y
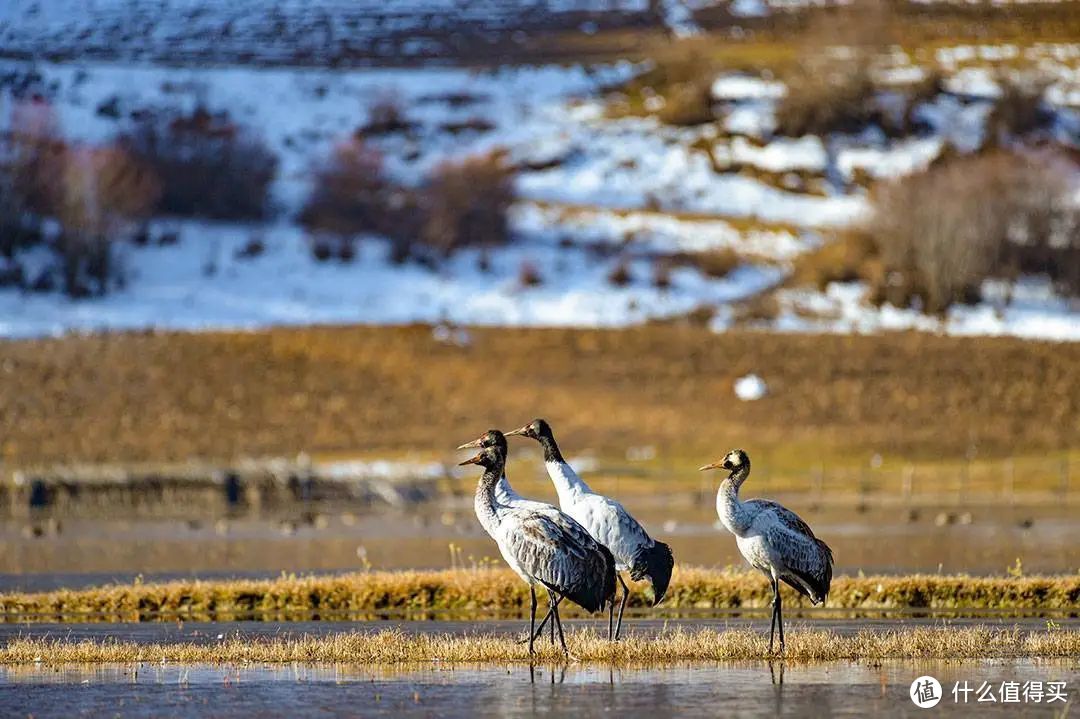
1,326 -> 1077,469
2,569 -> 1077,622
2,626 -> 1077,664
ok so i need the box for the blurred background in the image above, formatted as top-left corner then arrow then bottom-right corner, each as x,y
0,0 -> 1077,591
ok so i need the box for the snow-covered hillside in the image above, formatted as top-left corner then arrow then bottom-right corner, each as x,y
1,36 -> 1079,340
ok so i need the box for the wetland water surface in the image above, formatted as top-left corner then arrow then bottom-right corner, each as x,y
1,659 -> 1076,717
2,502 -> 1077,580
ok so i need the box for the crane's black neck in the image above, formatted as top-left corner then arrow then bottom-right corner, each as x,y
488,431 -> 507,455
537,429 -> 565,464
727,464 -> 751,491
475,465 -> 503,523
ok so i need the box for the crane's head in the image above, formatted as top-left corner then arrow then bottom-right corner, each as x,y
456,429 -> 507,452
504,418 -> 551,442
698,449 -> 750,475
458,444 -> 504,470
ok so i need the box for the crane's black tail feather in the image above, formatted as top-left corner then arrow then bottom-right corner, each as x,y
630,541 -> 675,606
780,538 -> 834,605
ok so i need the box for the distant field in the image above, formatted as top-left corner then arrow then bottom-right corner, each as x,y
0,325 -> 1076,468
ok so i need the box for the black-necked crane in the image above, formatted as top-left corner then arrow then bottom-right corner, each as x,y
458,439 -> 616,657
506,419 -> 674,641
699,449 -> 833,654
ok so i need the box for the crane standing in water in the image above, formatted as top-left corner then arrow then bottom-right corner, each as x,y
459,440 -> 615,657
699,449 -> 833,654
458,429 -> 616,642
506,419 -> 674,640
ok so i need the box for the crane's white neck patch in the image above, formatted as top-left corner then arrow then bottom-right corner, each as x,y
546,460 -> 589,501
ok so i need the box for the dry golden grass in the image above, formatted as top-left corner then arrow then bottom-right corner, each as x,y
2,626 -> 1077,665
1,326 -> 1077,468
1,568 -> 1076,623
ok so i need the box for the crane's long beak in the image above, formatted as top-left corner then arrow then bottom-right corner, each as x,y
458,451 -> 484,466
504,425 -> 528,437
698,460 -> 724,472
456,437 -> 483,450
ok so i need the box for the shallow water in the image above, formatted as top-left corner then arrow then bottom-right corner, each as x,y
0,658 -> 1075,717
2,501 -> 1077,583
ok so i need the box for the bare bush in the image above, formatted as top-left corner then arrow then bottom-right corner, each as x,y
652,258 -> 672,290
776,61 -> 878,137
868,150 -> 1080,312
361,91 -> 413,136
121,107 -> 277,219
776,1 -> 891,137
53,144 -> 160,296
659,79 -> 715,127
0,98 -> 66,259
517,260 -> 542,287
303,139 -> 404,232
669,248 -> 740,279
419,151 -> 515,257
607,259 -> 633,287
988,75 -> 1051,140
792,231 -> 879,292
6,98 -> 68,216
620,38 -> 716,126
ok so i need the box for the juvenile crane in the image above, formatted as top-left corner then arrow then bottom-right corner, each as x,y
459,441 -> 616,657
700,449 -> 833,653
506,419 -> 674,640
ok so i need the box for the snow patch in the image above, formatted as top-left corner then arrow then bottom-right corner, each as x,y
734,374 -> 768,401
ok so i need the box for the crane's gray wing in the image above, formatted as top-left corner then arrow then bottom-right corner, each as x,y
747,499 -> 833,603
502,509 -> 611,611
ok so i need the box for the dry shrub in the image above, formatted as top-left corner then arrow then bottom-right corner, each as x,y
121,106 -> 277,219
4,98 -> 68,217
670,248 -> 740,279
658,77 -> 715,126
517,260 -> 542,287
300,138 -> 416,240
776,2 -> 891,137
53,144 -> 160,296
776,61 -> 878,137
997,151 -> 1080,297
419,151 -> 515,256
652,258 -> 672,289
1,101 -> 159,296
361,91 -> 413,136
792,230 -> 879,292
0,98 -> 67,258
988,75 -> 1051,140
868,150 -> 1080,313
607,259 -> 633,287
901,67 -> 945,131
733,293 -> 781,324
624,38 -> 716,126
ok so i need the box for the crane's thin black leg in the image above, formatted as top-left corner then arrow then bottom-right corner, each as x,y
521,608 -> 551,644
768,578 -> 778,654
528,586 -> 537,656
613,573 -> 630,641
777,589 -> 785,654
550,591 -> 569,658
607,592 -> 615,641
549,600 -> 556,645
